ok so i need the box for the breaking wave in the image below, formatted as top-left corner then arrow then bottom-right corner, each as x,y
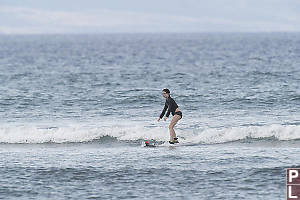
1,123 -> 300,144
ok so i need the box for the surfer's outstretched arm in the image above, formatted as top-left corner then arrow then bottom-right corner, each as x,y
158,103 -> 168,121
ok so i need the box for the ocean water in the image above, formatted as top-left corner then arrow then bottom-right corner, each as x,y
0,33 -> 300,199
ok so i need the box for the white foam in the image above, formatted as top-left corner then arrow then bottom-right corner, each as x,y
0,122 -> 169,143
0,122 -> 300,144
186,124 -> 300,144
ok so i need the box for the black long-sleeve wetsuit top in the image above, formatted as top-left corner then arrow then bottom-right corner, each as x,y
159,96 -> 179,119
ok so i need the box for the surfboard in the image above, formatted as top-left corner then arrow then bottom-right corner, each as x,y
144,139 -> 198,147
144,140 -> 180,147
158,141 -> 197,147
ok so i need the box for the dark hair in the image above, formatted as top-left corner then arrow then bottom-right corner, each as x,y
162,88 -> 170,94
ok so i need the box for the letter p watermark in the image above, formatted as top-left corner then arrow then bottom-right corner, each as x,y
287,168 -> 300,200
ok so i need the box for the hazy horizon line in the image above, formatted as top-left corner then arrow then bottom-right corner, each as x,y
1,31 -> 299,36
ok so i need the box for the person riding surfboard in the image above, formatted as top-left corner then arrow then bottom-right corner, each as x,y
157,89 -> 182,144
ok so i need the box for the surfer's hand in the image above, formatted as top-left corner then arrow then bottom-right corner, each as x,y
164,117 -> 167,121
157,117 -> 160,122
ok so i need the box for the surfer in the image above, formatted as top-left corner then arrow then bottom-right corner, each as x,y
157,88 -> 182,144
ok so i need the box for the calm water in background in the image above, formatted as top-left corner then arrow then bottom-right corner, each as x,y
0,33 -> 300,199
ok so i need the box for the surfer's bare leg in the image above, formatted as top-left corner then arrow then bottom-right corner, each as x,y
169,115 -> 181,142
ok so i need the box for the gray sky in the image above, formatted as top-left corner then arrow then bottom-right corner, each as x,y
0,0 -> 299,34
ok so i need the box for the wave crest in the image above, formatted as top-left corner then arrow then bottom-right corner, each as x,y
0,123 -> 300,144
188,124 -> 300,144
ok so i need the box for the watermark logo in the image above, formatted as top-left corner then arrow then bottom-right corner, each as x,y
287,168 -> 300,200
